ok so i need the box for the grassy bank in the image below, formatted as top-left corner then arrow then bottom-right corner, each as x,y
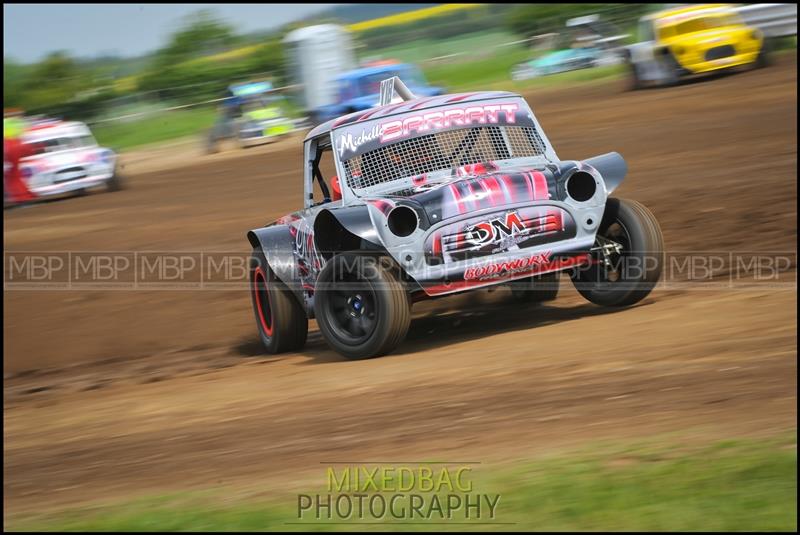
426,58 -> 626,93
8,433 -> 796,531
91,96 -> 307,152
91,106 -> 217,152
90,44 -> 795,152
371,30 -> 521,65
94,48 -> 624,152
422,46 -> 532,92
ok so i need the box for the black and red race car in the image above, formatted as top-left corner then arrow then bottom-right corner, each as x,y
247,78 -> 664,360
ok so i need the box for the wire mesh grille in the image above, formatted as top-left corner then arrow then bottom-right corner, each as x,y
343,125 -> 547,193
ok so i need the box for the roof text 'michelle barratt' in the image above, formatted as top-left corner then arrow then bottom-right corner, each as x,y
335,102 -> 520,158
380,103 -> 519,143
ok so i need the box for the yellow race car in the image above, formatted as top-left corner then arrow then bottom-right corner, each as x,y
625,3 -> 768,88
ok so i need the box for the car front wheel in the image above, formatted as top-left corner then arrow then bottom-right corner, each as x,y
755,38 -> 771,69
314,254 -> 411,360
659,52 -> 682,87
106,169 -> 124,192
571,198 -> 664,307
628,61 -> 644,91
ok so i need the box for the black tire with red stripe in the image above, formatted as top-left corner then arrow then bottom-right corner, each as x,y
250,249 -> 308,353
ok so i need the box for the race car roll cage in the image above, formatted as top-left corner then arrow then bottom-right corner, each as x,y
305,77 -> 417,209
304,77 -> 560,209
306,136 -> 333,207
306,126 -> 516,209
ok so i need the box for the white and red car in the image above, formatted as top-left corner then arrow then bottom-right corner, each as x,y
18,119 -> 122,198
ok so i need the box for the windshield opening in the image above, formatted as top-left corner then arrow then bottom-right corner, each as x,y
658,14 -> 740,39
342,124 -> 548,196
556,26 -> 599,50
29,135 -> 94,154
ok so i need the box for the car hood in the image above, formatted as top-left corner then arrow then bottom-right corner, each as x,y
244,107 -> 283,121
663,26 -> 751,47
377,163 -> 561,224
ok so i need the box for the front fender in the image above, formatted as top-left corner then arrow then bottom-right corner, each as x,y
583,152 -> 627,193
314,205 -> 384,256
247,225 -> 303,299
627,42 -> 654,64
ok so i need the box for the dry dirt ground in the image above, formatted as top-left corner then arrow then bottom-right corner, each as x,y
4,54 -> 797,515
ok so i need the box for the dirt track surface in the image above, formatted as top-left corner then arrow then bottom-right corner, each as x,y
4,54 -> 798,514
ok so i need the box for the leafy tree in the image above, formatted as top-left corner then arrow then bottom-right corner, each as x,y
246,40 -> 286,81
2,51 -> 122,119
7,52 -> 83,113
3,57 -> 32,108
152,10 -> 237,67
139,8 -> 287,102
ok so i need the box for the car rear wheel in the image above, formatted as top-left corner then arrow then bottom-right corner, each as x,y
251,249 -> 308,353
628,62 -> 644,91
106,169 -> 124,192
755,38 -> 771,69
314,253 -> 411,360
571,198 -> 664,307
508,272 -> 560,304
206,130 -> 219,154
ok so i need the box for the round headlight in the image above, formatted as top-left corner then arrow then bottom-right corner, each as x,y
387,206 -> 418,237
566,171 -> 597,202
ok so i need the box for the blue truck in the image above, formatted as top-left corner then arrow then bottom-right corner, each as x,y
312,63 -> 444,125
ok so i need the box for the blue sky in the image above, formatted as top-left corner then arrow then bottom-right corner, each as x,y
4,3 -> 335,62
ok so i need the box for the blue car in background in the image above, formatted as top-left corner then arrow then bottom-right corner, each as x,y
511,15 -> 628,81
313,63 -> 444,124
511,47 -> 604,80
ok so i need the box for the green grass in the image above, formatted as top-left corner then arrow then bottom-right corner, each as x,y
422,46 -> 533,92
421,44 -> 626,93
495,434 -> 797,531
7,433 -> 796,531
91,97 -> 307,152
93,38 -> 795,152
365,30 -> 521,65
92,56 -> 623,153
506,63 -> 627,91
90,106 -> 221,152
97,30 -> 619,152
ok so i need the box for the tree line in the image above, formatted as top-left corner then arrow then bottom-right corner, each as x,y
4,4 -> 659,120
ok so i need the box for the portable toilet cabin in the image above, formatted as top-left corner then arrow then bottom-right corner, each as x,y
283,24 -> 357,112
